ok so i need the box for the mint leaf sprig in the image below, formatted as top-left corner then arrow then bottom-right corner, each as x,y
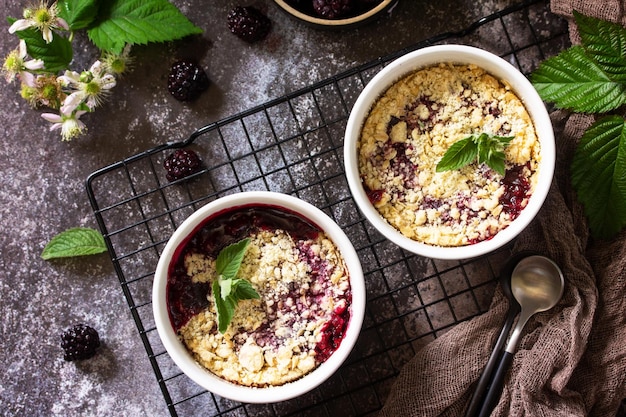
436,133 -> 513,175
531,11 -> 626,239
2,0 -> 202,141
212,238 -> 261,334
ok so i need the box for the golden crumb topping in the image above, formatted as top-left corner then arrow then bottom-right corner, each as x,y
358,63 -> 540,246
178,228 -> 350,387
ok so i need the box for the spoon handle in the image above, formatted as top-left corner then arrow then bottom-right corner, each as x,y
463,307 -> 516,417
476,351 -> 514,417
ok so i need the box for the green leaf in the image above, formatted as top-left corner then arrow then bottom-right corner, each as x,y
211,239 -> 260,333
58,0 -> 99,30
10,21 -> 72,73
574,11 -> 626,81
41,227 -> 107,260
436,137 -> 478,172
231,279 -> 261,301
531,46 -> 626,113
213,279 -> 237,334
571,115 -> 626,239
215,238 -> 250,280
477,134 -> 512,176
437,133 -> 512,175
86,0 -> 203,54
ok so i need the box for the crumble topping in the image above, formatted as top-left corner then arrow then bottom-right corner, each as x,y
176,227 -> 351,387
359,63 -> 540,246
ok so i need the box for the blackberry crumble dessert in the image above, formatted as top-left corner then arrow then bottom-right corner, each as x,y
167,205 -> 352,387
359,63 -> 540,247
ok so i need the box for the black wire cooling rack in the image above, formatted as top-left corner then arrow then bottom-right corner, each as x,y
85,1 -> 569,415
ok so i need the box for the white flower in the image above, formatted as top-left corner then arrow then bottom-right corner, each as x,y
41,109 -> 87,141
1,40 -> 44,86
9,1 -> 69,44
58,60 -> 116,113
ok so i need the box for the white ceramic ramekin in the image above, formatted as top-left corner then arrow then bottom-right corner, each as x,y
344,45 -> 554,260
153,191 -> 365,403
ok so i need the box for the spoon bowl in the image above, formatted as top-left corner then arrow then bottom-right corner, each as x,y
512,256 -> 564,310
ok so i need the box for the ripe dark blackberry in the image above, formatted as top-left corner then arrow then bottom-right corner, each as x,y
167,60 -> 210,101
163,149 -> 202,182
227,6 -> 271,43
61,324 -> 100,361
312,0 -> 354,18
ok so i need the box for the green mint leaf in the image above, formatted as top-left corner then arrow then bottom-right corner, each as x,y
216,238 -> 250,280
477,134 -> 513,176
531,46 -> 626,113
219,277 -> 234,299
213,279 -> 237,334
231,279 -> 261,301
58,0 -> 99,31
86,0 -> 203,54
437,133 -> 512,175
41,227 -> 107,260
212,239 -> 260,333
574,11 -> 626,81
9,19 -> 72,73
571,115 -> 626,239
436,136 -> 478,172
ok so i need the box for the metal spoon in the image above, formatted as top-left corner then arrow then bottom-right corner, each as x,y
463,252 -> 526,417
476,255 -> 565,417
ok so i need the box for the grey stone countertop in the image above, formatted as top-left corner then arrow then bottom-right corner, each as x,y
0,1 -> 567,416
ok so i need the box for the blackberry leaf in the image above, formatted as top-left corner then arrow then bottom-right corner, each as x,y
571,116 -> 626,239
574,11 -> 626,81
531,46 -> 626,113
87,0 -> 203,54
57,0 -> 99,30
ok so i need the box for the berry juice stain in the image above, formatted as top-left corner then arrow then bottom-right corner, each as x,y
500,164 -> 531,219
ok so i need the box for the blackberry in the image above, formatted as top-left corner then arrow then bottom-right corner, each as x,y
163,149 -> 202,182
227,6 -> 271,43
167,60 -> 210,101
61,324 -> 100,361
312,0 -> 354,18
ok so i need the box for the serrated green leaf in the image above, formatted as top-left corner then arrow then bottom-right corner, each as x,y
213,279 -> 237,334
212,238 -> 260,333
216,238 -> 250,280
477,135 -> 490,163
86,0 -> 203,54
477,134 -> 512,176
571,115 -> 626,239
531,46 -> 626,113
574,10 -> 626,81
41,227 -> 107,260
58,0 -> 99,30
231,279 -> 261,301
10,21 -> 72,73
437,133 -> 512,175
436,137 -> 477,172
219,277 -> 234,299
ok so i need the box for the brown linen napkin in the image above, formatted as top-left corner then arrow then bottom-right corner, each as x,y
378,2 -> 626,416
